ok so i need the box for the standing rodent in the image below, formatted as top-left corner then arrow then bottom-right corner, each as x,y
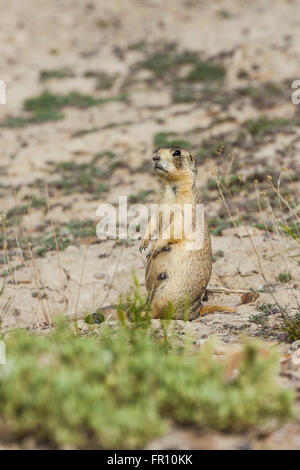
140,146 -> 234,320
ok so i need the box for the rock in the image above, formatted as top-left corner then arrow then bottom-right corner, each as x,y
241,292 -> 259,304
291,349 -> 300,366
194,338 -> 208,347
94,273 -> 105,280
291,340 -> 300,351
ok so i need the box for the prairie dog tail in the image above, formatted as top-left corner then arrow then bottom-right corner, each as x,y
199,305 -> 236,316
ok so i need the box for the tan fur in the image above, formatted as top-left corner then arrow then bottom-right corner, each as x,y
140,146 -> 216,320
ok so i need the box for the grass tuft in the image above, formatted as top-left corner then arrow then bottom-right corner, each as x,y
0,316 -> 293,449
0,91 -> 126,128
277,271 -> 292,284
154,132 -> 192,149
244,116 -> 300,139
187,61 -> 225,82
282,313 -> 300,342
40,68 -> 74,82
139,47 -> 198,78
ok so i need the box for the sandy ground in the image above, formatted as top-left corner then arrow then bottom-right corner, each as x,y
0,0 -> 300,449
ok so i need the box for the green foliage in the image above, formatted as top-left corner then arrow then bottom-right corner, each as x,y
71,128 -> 99,138
0,279 -> 5,297
128,190 -> 153,204
187,62 -> 225,82
206,174 -> 243,193
280,223 -> 300,244
85,311 -> 105,325
24,91 -> 125,112
244,116 -> 300,139
40,68 -> 74,82
250,312 -> 269,328
277,271 -> 292,284
1,218 -> 96,261
208,217 -> 231,236
138,44 -> 225,85
236,83 -> 284,107
208,217 -> 241,236
250,304 -> 282,336
172,83 -> 195,103
50,155 -> 114,195
29,109 -> 64,124
153,132 -> 192,149
0,116 -> 32,128
0,91 -> 126,128
64,220 -> 95,239
6,196 -> 48,219
128,41 -> 146,51
139,47 -> 198,78
254,221 -> 275,232
0,316 -> 293,449
32,220 -> 98,257
34,232 -> 72,258
212,250 -> 224,262
197,139 -> 228,159
282,312 -> 300,342
95,72 -> 117,90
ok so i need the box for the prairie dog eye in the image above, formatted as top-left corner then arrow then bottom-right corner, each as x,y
172,149 -> 181,156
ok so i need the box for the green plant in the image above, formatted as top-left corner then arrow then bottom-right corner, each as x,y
208,217 -> 231,236
6,196 -> 48,219
64,220 -> 95,239
128,41 -> 146,51
254,221 -> 275,232
206,174 -> 243,193
282,312 -> 300,342
40,68 -> 74,82
71,128 -> 99,138
244,117 -> 298,139
0,314 -> 293,449
49,157 -> 112,196
250,304 -> 280,336
95,72 -> 117,90
128,190 -> 153,204
153,132 -> 192,149
0,91 -> 126,128
196,139 -> 228,159
187,61 -> 225,82
249,312 -> 269,332
172,83 -> 195,103
34,232 -> 73,257
212,250 -> 224,262
139,47 -> 198,78
280,223 -> 300,244
0,279 -> 5,297
237,83 -> 284,108
277,271 -> 292,284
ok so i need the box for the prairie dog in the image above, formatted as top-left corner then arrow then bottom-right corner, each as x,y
140,146 -> 234,320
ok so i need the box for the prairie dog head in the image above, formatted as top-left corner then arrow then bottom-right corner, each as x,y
152,146 -> 196,183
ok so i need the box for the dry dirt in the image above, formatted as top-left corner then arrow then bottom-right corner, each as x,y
0,0 -> 300,449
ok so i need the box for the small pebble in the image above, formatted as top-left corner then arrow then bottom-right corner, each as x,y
290,340 -> 300,351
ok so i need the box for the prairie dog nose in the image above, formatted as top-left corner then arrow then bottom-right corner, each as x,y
153,154 -> 160,162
